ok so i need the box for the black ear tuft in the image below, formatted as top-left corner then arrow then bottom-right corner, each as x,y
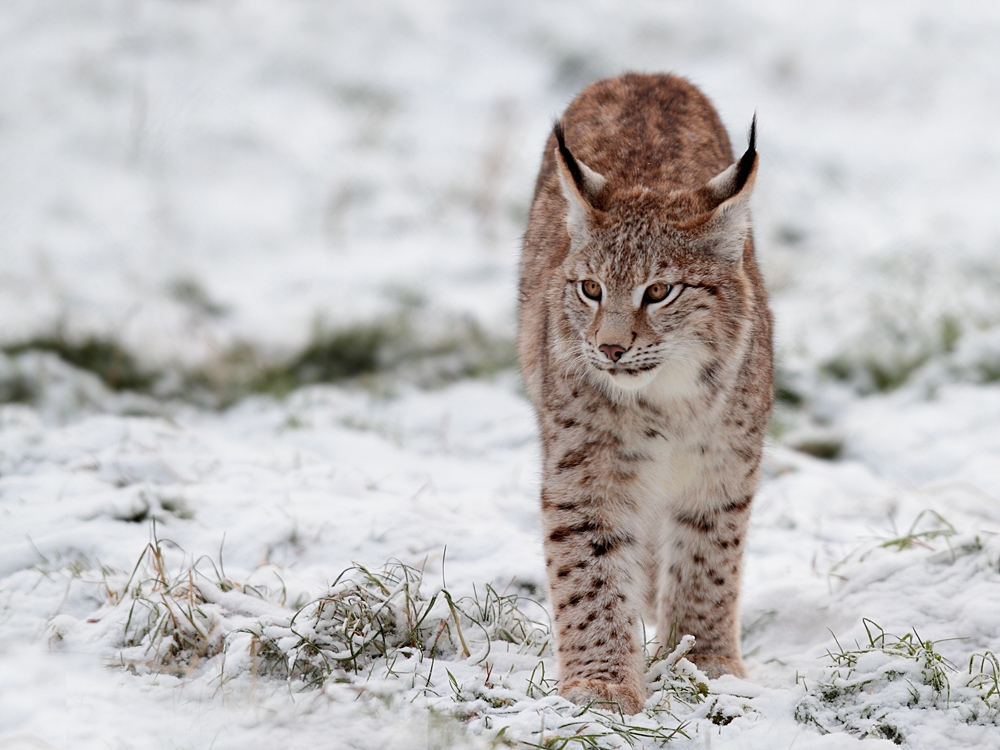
553,121 -> 586,195
734,113 -> 757,193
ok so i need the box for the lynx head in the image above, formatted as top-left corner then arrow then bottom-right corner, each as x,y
552,120 -> 759,398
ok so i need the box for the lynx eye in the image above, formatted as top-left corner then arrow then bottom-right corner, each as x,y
580,280 -> 602,301
643,282 -> 671,305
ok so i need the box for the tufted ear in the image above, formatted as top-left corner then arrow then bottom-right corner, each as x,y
553,122 -> 606,244
699,115 -> 758,261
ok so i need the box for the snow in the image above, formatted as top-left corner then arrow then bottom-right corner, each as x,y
2,1 -> 1000,748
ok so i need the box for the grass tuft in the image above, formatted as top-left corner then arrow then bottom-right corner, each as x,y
645,634 -> 710,708
967,652 -> 1000,717
113,530 -> 230,675
796,619 -> 1000,740
245,561 -> 550,688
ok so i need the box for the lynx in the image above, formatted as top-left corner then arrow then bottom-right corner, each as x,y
518,73 -> 773,714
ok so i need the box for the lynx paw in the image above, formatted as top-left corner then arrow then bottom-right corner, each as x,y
560,678 -> 645,715
688,654 -> 747,679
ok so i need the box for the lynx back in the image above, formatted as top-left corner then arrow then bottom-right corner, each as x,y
518,73 -> 773,714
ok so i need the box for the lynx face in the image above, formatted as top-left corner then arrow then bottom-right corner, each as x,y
559,191 -> 751,396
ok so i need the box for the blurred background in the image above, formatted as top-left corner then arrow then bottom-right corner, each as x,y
1,0 -> 999,423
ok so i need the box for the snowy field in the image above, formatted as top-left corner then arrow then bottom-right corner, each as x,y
2,1 -> 1000,748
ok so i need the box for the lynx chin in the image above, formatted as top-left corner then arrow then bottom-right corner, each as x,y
518,73 -> 773,714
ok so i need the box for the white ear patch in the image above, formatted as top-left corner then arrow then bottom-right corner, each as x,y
576,159 -> 606,196
701,148 -> 758,262
706,161 -> 741,201
708,196 -> 752,262
557,166 -> 593,244
552,124 -> 607,246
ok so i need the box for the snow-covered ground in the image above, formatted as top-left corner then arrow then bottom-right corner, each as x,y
3,1 -> 1000,748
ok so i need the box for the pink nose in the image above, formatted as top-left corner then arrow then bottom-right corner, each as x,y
598,344 -> 627,362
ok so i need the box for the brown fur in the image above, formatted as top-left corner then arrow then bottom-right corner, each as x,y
518,73 -> 773,714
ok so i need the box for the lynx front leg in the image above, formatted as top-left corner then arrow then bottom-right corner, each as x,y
542,483 -> 647,714
657,494 -> 753,678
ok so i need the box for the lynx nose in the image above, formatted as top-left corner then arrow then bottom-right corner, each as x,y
598,344 -> 627,362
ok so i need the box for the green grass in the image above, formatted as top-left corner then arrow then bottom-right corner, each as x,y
795,618 -> 1000,742
242,314 -> 516,398
773,361 -> 805,408
787,436 -> 844,460
967,652 -> 1000,717
878,510 -> 956,553
2,312 -> 517,407
4,334 -> 154,393
827,619 -> 954,695
820,312 -> 963,395
828,510 -> 961,585
524,718 -> 687,749
0,371 -> 35,403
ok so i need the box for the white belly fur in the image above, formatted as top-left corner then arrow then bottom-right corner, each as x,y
631,343 -> 728,516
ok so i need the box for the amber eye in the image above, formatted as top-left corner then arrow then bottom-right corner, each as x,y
580,280 -> 602,301
643,282 -> 671,305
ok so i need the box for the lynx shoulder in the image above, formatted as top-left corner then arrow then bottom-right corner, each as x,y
518,72 -> 773,714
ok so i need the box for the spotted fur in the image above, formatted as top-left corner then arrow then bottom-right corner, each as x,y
518,73 -> 773,714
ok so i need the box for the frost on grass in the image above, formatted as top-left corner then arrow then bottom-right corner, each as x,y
795,620 -> 1000,745
645,635 -> 757,730
243,560 -> 551,688
113,536 -> 235,675
99,536 -> 716,747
